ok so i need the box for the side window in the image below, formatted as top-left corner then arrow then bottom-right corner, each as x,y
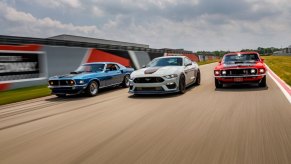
114,64 -> 120,70
106,64 -> 119,71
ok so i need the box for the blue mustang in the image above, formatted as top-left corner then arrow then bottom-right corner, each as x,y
48,62 -> 134,97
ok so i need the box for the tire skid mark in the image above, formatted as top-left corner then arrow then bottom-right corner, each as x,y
0,102 -> 65,120
0,95 -> 124,131
0,100 -> 130,155
0,96 -> 54,110
0,98 -> 65,114
0,91 -> 126,121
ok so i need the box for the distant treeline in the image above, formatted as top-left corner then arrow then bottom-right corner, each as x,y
197,47 -> 283,57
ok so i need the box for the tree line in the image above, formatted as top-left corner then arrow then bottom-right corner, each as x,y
197,47 -> 283,57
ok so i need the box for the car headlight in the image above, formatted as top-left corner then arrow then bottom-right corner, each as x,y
259,68 -> 265,73
214,70 -> 220,75
75,80 -> 86,85
164,74 -> 178,79
222,70 -> 226,75
251,69 -> 256,74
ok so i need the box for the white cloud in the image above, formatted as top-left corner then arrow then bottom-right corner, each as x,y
0,2 -> 101,37
92,6 -> 104,17
0,0 -> 290,50
23,0 -> 81,8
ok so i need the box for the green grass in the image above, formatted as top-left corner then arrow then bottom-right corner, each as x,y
0,85 -> 51,106
263,56 -> 291,86
198,59 -> 219,65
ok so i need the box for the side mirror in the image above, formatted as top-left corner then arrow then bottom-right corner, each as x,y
185,63 -> 192,67
142,65 -> 146,68
218,60 -> 222,64
261,58 -> 264,62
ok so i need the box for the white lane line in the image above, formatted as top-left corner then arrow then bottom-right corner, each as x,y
266,65 -> 291,104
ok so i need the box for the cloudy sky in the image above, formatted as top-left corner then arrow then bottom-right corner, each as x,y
0,0 -> 290,51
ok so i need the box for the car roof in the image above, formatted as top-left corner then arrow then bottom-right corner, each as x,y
155,56 -> 186,59
83,62 -> 119,65
225,52 -> 259,56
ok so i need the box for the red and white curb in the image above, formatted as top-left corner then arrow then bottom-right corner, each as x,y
266,65 -> 291,104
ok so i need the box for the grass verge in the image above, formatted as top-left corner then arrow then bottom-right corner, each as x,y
0,85 -> 51,106
263,56 -> 291,86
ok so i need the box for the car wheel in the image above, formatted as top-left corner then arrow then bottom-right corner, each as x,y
194,69 -> 201,86
179,74 -> 186,94
56,94 -> 66,98
86,81 -> 99,96
215,78 -> 223,88
259,76 -> 266,87
122,75 -> 130,88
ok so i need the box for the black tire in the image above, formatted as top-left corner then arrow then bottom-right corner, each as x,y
259,76 -> 266,87
56,94 -> 66,98
194,69 -> 201,86
215,78 -> 223,88
85,81 -> 99,96
122,75 -> 130,88
179,74 -> 186,94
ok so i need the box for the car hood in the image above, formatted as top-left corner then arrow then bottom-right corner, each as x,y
49,72 -> 99,80
131,66 -> 182,78
215,62 -> 265,70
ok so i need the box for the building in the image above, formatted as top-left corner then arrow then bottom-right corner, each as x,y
49,34 -> 149,48
273,45 -> 291,56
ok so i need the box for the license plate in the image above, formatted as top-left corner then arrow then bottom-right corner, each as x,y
234,78 -> 243,82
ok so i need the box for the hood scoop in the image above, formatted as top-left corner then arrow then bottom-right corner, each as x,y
144,67 -> 160,74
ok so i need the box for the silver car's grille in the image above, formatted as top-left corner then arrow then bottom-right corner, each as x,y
134,87 -> 164,91
133,77 -> 164,83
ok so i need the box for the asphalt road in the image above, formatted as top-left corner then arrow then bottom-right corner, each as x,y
0,63 -> 291,164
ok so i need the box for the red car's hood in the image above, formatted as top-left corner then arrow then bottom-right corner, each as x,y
215,62 -> 265,70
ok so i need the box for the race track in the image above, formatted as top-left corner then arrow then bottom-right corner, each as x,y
0,63 -> 291,164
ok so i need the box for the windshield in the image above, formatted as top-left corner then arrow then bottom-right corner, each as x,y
148,57 -> 183,67
223,54 -> 260,64
75,64 -> 105,73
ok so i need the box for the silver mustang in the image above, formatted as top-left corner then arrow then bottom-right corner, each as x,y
129,56 -> 201,94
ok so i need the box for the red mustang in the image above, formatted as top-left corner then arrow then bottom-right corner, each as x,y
214,52 -> 267,88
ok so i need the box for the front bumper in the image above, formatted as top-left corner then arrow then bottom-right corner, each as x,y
215,74 -> 266,83
128,77 -> 179,94
48,85 -> 87,95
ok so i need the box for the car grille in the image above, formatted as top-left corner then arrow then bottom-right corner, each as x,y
133,77 -> 164,83
134,87 -> 164,91
224,69 -> 257,76
49,80 -> 75,86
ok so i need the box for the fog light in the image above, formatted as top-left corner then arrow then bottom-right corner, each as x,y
70,80 -> 74,85
222,70 -> 226,75
50,81 -> 54,85
251,69 -> 256,74
79,80 -> 84,84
